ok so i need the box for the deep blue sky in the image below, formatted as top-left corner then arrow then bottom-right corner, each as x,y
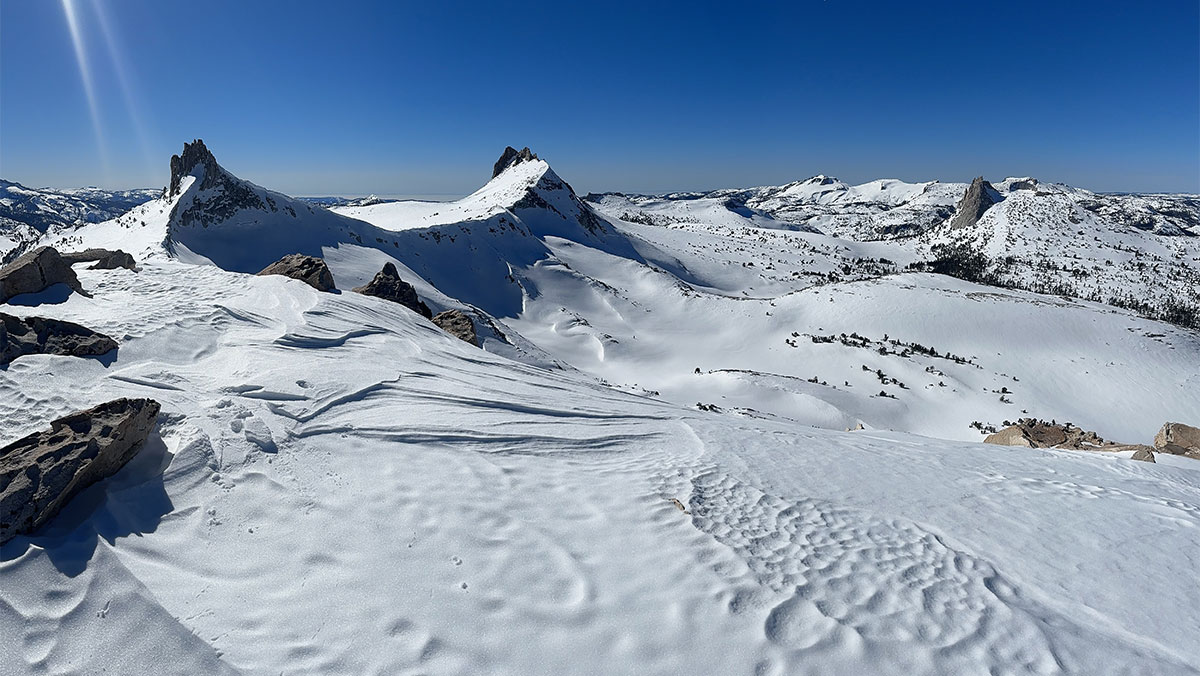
2,0 -> 1197,194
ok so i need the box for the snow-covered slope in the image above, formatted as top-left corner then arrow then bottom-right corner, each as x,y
2,258 -> 1197,675
5,144 -> 1199,674
916,180 -> 1200,328
35,141 -> 413,275
34,144 -> 1200,442
593,175 -> 965,240
0,179 -> 158,259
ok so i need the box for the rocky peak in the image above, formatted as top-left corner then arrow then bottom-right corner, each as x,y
168,139 -> 221,197
164,139 -> 268,231
492,146 -> 539,179
949,177 -> 1001,230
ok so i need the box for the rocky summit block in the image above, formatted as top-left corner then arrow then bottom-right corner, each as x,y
62,248 -> 139,272
0,397 -> 160,543
949,177 -> 1001,230
492,146 -> 538,179
256,254 -> 336,292
352,263 -> 432,318
1,313 -> 118,365
432,309 -> 479,347
0,246 -> 85,303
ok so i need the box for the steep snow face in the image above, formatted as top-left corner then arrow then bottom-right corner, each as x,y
1,259 -> 1198,675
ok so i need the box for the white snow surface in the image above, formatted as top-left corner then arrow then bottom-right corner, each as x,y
2,261 -> 1198,675
4,152 -> 1200,675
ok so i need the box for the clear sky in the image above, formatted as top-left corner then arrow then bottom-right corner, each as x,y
1,0 -> 1197,195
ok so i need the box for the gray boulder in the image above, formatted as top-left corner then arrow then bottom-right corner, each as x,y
432,309 -> 479,346
949,177 -> 1001,230
1,397 -> 160,543
1,313 -> 118,364
0,246 -> 85,303
62,248 -> 139,271
1154,422 -> 1200,460
352,263 -> 432,318
492,146 -> 538,178
1130,446 -> 1156,463
256,254 -> 336,292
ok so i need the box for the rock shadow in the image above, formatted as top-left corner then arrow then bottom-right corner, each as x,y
0,429 -> 175,577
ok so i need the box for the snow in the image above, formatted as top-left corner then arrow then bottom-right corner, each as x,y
2,260 -> 1198,674
3,152 -> 1199,674
334,159 -> 557,231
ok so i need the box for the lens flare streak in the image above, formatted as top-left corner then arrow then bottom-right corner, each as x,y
61,0 -> 109,177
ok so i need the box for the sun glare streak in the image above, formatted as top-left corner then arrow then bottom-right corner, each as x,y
91,0 -> 157,180
61,0 -> 110,180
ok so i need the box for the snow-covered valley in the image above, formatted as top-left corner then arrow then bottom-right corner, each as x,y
2,142 -> 1198,675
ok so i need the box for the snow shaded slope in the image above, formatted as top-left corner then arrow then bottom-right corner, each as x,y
1,260 -> 1198,674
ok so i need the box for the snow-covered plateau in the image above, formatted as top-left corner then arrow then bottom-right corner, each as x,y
1,142 -> 1198,675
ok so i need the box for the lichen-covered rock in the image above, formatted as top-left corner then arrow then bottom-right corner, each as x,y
949,177 -> 1001,230
0,398 -> 160,543
1154,422 -> 1200,457
0,246 -> 85,303
1,313 -> 118,364
256,254 -> 336,292
432,309 -> 479,347
62,248 -> 139,271
352,263 -> 431,318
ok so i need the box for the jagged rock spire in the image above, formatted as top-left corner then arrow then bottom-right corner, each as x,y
168,139 -> 221,197
492,146 -> 538,179
949,177 -> 1001,230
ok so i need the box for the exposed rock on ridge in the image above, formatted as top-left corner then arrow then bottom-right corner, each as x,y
432,309 -> 478,346
493,146 -> 538,179
949,177 -> 1001,230
352,263 -> 431,318
982,417 -> 1200,463
62,248 -> 138,272
1154,422 -> 1200,459
0,398 -> 160,543
0,246 -> 85,303
167,139 -> 269,230
257,254 -> 337,292
168,139 -> 222,197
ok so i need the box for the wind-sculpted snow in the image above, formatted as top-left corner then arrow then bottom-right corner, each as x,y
0,259 -> 1196,674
